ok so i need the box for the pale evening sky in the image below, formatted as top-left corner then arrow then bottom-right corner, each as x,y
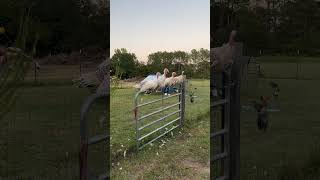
110,0 -> 209,62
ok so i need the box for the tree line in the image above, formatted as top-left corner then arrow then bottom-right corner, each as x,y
111,48 -> 210,79
0,0 -> 108,57
212,0 -> 320,56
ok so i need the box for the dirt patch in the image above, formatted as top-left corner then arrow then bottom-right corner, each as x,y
182,158 -> 210,176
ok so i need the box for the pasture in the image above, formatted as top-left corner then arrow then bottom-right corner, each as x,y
0,76 -> 210,179
1,56 -> 320,179
238,56 -> 320,179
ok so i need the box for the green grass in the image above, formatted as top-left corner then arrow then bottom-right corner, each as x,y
1,85 -> 108,179
2,56 -> 320,179
239,78 -> 320,179
111,116 -> 209,180
0,79 -> 209,179
110,79 -> 210,179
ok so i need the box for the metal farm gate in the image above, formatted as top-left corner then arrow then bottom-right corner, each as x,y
211,43 -> 244,180
134,83 -> 186,150
80,93 -> 110,180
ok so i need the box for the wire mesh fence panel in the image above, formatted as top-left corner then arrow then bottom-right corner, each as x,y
258,62 -> 320,80
23,63 -> 98,84
299,63 -> 320,80
1,83 -> 109,178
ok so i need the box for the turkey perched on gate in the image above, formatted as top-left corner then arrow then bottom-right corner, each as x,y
73,59 -> 109,95
211,30 -> 238,72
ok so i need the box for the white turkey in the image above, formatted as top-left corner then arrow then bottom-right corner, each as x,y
156,68 -> 169,90
73,59 -> 109,95
172,71 -> 186,85
164,72 -> 177,87
211,30 -> 237,72
139,72 -> 161,93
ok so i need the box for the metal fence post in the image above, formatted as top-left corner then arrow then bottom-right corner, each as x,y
181,82 -> 186,126
229,44 -> 242,180
134,92 -> 140,151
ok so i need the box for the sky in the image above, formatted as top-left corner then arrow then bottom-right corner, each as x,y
110,0 -> 210,62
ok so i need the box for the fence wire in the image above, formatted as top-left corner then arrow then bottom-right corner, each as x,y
1,69 -> 108,178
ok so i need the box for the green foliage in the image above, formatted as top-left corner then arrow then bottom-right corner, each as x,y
0,0 -> 108,56
111,48 -> 139,79
111,48 -> 209,79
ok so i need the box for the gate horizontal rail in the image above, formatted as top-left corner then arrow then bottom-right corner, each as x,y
138,117 -> 181,141
137,93 -> 181,107
138,102 -> 181,121
139,109 -> 181,130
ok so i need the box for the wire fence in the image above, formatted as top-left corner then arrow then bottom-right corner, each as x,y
1,75 -> 107,178
23,63 -> 99,84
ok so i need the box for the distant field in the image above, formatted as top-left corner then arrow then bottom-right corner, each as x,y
246,56 -> 320,80
255,56 -> 320,63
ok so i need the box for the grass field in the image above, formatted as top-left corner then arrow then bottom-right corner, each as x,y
0,78 -> 210,179
1,56 -> 320,179
240,78 -> 320,179
0,85 -> 108,179
238,56 -> 320,179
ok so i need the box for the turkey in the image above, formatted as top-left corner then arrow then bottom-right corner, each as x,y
156,68 -> 169,90
139,72 -> 161,93
164,72 -> 177,87
172,71 -> 186,85
73,59 -> 109,95
211,30 -> 237,72
252,96 -> 271,132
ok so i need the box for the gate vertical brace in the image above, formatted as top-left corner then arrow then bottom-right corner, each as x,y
180,82 -> 186,126
134,92 -> 140,151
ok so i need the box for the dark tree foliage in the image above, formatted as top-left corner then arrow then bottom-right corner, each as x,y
0,0 -> 108,57
111,48 -> 210,79
212,0 -> 320,56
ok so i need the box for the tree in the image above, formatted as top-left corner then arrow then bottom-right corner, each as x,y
111,48 -> 138,79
